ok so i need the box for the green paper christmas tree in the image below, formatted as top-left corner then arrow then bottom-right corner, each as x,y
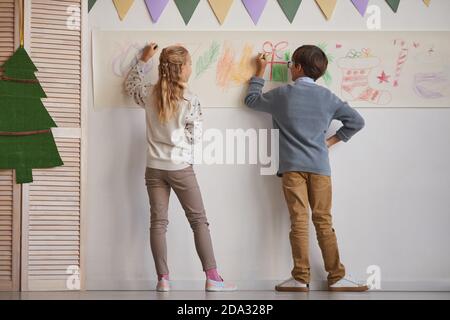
0,46 -> 64,184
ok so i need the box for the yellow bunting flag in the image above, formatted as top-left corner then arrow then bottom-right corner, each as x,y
208,0 -> 234,25
112,0 -> 135,21
423,0 -> 431,6
315,0 -> 337,20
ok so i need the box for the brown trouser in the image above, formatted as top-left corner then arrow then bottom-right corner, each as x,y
145,166 -> 217,275
282,171 -> 345,285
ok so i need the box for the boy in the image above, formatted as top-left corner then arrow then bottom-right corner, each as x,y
244,45 -> 367,292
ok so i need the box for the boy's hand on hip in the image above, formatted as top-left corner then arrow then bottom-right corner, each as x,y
141,42 -> 159,63
255,53 -> 268,78
326,135 -> 341,148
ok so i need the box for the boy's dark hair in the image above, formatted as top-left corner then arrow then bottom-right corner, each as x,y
292,45 -> 328,81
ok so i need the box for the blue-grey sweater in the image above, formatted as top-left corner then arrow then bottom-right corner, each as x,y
244,76 -> 365,176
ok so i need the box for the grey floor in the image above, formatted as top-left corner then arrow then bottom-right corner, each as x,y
0,291 -> 449,300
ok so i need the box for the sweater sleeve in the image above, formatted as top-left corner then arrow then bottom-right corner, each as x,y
185,95 -> 203,145
244,76 -> 279,114
125,60 -> 153,108
332,94 -> 365,142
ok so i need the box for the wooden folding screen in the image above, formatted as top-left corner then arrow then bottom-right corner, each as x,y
20,0 -> 86,291
0,0 -> 85,292
0,0 -> 21,292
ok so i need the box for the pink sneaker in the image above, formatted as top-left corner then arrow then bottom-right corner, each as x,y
156,278 -> 171,292
205,279 -> 237,292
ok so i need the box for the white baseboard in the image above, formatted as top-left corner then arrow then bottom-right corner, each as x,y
86,278 -> 450,292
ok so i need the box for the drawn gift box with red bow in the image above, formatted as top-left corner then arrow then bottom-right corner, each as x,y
262,41 -> 290,82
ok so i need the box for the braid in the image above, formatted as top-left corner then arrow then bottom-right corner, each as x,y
153,46 -> 189,123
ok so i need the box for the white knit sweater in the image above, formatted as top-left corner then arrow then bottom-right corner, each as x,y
125,60 -> 202,171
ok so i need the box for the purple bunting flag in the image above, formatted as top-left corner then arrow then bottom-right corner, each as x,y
145,0 -> 169,23
351,0 -> 369,17
242,0 -> 268,25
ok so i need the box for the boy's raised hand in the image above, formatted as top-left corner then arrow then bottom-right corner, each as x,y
255,53 -> 268,78
141,42 -> 159,63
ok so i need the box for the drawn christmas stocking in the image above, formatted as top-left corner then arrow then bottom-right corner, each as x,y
338,55 -> 392,105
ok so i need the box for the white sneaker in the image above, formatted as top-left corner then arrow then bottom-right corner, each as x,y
205,279 -> 237,292
328,275 -> 368,292
275,277 -> 309,292
156,278 -> 171,292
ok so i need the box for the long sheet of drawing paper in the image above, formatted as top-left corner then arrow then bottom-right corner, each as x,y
92,30 -> 450,109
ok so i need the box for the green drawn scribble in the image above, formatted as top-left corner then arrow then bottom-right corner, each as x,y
195,41 -> 220,79
272,51 -> 291,82
317,43 -> 334,87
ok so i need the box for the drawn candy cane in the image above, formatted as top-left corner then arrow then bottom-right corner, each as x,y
393,39 -> 409,87
263,41 -> 289,81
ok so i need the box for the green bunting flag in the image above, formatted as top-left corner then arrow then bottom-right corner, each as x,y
174,0 -> 201,25
88,0 -> 97,12
386,0 -> 400,13
277,0 -> 302,23
0,47 -> 63,184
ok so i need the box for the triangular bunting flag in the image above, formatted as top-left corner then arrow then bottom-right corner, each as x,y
423,0 -> 431,7
385,0 -> 400,13
242,0 -> 268,25
145,0 -> 169,23
88,0 -> 97,12
208,0 -> 234,25
174,0 -> 201,25
112,0 -> 135,21
351,0 -> 369,17
315,0 -> 337,20
277,0 -> 302,23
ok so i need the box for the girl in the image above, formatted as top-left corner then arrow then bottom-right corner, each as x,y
125,43 -> 236,292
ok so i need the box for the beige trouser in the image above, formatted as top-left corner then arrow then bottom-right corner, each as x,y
282,171 -> 346,285
145,166 -> 217,275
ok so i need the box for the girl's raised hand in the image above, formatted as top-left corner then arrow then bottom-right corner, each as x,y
141,42 -> 159,63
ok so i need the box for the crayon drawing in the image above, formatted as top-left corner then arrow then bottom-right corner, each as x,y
337,49 -> 392,105
93,30 -> 450,108
111,42 -> 153,78
262,41 -> 290,82
414,71 -> 450,99
412,47 -> 450,99
392,39 -> 410,87
317,42 -> 334,87
216,42 -> 255,89
195,41 -> 220,79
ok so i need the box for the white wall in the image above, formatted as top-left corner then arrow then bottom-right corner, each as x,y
86,0 -> 450,290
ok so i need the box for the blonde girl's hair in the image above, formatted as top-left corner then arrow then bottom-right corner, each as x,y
152,46 -> 189,123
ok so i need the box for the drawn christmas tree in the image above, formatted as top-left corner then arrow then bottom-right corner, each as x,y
0,46 -> 63,184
